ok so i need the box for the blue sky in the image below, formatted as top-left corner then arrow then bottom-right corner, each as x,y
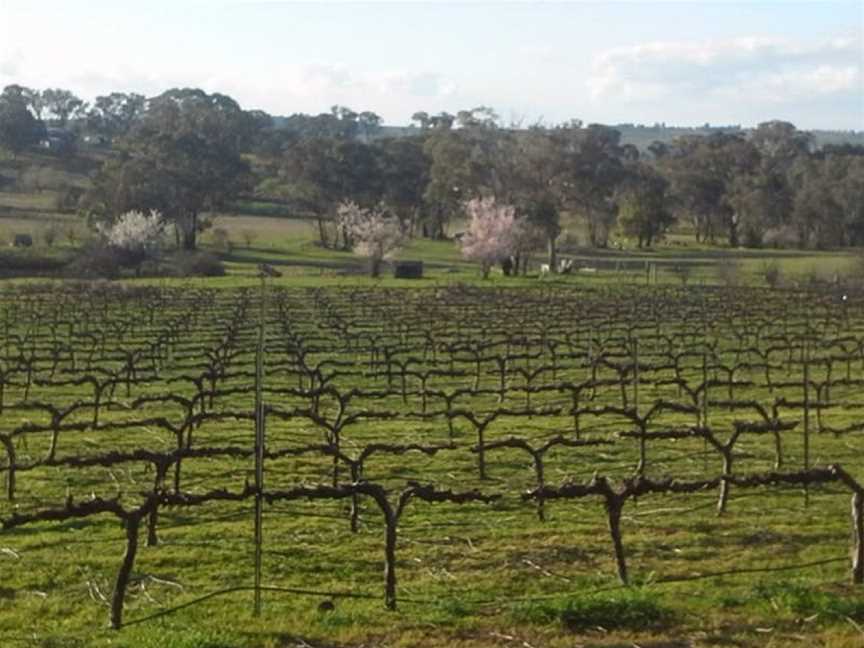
1,1 -> 861,129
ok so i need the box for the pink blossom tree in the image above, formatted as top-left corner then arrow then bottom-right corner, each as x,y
459,197 -> 521,278
337,201 -> 405,277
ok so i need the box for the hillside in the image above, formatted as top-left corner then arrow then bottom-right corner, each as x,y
368,123 -> 864,151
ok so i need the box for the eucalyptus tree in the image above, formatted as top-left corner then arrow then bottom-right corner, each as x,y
616,162 -> 674,248
552,123 -> 633,248
41,88 -> 87,126
0,86 -> 44,157
86,92 -> 147,140
85,88 -> 251,249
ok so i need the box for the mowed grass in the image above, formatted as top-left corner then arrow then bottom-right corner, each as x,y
203,208 -> 859,287
0,177 -> 861,288
0,284 -> 864,647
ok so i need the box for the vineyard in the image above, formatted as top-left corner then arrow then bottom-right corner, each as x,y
2,281 -> 864,647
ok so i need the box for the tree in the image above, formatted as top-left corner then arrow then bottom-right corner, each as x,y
411,111 -> 430,130
279,136 -> 385,249
422,131 -> 476,239
456,106 -> 500,129
1,85 -> 42,117
377,137 -> 430,236
101,209 -> 164,251
337,201 -> 404,277
98,209 -> 165,272
788,157 -> 845,249
460,197 -> 520,278
526,197 -> 561,270
502,128 -> 563,271
86,88 -> 250,250
553,124 -> 630,248
357,111 -> 382,140
41,88 -> 86,126
428,112 -> 455,130
0,88 -> 44,157
829,154 -> 864,245
422,117 -> 499,239
659,133 -> 758,247
87,92 -> 146,140
616,164 -> 673,248
739,121 -> 809,245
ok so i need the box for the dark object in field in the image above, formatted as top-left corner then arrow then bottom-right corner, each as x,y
13,234 -> 32,248
394,260 -> 423,279
257,263 -> 282,278
317,599 -> 335,612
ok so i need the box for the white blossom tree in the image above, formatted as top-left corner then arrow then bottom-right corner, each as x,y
337,201 -> 405,277
98,209 -> 165,271
459,197 -> 521,278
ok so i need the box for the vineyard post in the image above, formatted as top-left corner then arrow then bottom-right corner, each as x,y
803,338 -> 810,507
634,337 -> 645,476
702,345 -> 710,475
253,275 -> 267,617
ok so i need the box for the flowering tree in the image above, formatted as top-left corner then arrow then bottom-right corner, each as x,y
459,197 -> 521,278
337,201 -> 405,277
98,209 -> 165,270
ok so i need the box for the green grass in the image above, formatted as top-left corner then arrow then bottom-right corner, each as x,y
0,282 -> 864,647
1,164 -> 861,289
1,174 -> 864,646
510,588 -> 675,631
752,581 -> 864,624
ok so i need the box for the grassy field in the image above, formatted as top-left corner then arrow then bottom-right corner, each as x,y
0,282 -> 863,647
1,148 -> 861,288
2,154 -> 864,646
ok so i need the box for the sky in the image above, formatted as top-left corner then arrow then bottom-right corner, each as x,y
1,0 -> 862,130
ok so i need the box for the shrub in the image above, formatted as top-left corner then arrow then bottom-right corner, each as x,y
240,228 -> 258,248
0,248 -> 68,277
165,251 -> 225,277
669,263 -> 692,285
715,258 -> 741,286
65,243 -> 123,279
760,261 -> 782,288
64,223 -> 82,247
54,185 -> 85,212
211,227 -> 232,252
40,221 -> 60,248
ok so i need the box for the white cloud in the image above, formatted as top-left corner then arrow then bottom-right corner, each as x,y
0,49 -> 461,123
381,72 -> 457,98
587,35 -> 862,105
0,57 -> 19,77
0,47 -> 23,83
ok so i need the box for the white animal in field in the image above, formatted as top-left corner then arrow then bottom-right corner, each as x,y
539,264 -> 550,277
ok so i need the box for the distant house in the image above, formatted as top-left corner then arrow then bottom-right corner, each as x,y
82,134 -> 110,147
39,128 -> 76,154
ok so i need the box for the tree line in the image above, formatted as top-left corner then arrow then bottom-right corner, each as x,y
1,84 -> 862,261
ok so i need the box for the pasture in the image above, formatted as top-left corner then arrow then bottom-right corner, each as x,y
1,281 -> 864,647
